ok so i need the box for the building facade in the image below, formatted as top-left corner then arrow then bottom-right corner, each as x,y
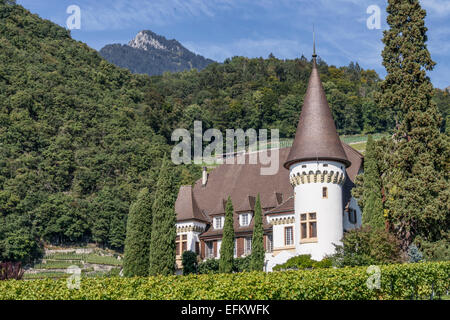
174,53 -> 363,272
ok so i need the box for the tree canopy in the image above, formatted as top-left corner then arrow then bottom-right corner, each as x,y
376,0 -> 449,250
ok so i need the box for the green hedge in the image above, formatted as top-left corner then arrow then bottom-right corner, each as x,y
1,262 -> 448,300
273,254 -> 332,271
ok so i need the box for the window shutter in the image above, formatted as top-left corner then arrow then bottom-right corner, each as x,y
200,240 -> 205,259
195,242 -> 200,255
237,237 -> 244,257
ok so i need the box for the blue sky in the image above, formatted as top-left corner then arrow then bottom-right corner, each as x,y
17,0 -> 450,88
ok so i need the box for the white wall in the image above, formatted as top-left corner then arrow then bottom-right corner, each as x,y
216,239 -> 222,258
267,213 -> 295,250
265,250 -> 295,272
175,220 -> 207,253
290,160 -> 345,260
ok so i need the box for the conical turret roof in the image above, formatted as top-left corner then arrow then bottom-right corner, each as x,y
284,56 -> 350,169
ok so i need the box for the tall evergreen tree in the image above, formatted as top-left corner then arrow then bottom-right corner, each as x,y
361,136 -> 385,229
123,187 -> 153,277
378,0 -> 449,249
148,158 -> 178,276
219,196 -> 234,273
250,194 -> 265,271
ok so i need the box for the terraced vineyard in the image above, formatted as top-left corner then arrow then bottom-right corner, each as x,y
255,133 -> 389,155
25,248 -> 123,280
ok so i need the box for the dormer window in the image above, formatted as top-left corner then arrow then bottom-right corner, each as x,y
240,213 -> 251,227
214,216 -> 223,229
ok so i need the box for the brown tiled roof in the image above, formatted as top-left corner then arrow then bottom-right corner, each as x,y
266,196 -> 294,215
284,58 -> 350,169
234,195 -> 256,212
342,143 -> 363,207
176,143 -> 363,239
175,185 -> 209,223
209,198 -> 226,216
192,148 -> 293,220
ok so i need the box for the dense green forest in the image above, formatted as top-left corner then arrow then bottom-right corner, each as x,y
147,54 -> 448,140
0,2 -> 199,263
148,56 -> 391,139
0,1 -> 448,264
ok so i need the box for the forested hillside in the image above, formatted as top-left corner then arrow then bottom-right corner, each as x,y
145,54 -> 449,141
434,88 -> 450,133
147,56 -> 393,139
0,1 -> 199,263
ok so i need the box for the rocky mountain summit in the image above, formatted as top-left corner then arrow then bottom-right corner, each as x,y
100,30 -> 215,76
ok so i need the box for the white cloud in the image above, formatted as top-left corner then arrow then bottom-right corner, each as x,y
80,0 -> 386,31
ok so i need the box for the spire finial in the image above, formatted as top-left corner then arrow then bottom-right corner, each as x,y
312,24 -> 317,59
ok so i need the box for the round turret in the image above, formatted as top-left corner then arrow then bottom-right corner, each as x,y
285,53 -> 349,260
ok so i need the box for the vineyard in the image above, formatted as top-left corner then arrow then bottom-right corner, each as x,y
2,262 -> 448,300
23,248 -> 123,280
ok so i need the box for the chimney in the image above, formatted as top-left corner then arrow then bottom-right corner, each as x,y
202,167 -> 208,187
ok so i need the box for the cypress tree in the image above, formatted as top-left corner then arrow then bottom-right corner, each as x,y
148,158 -> 178,276
250,194 -> 265,271
378,0 -> 449,249
123,187 -> 153,277
219,196 -> 234,273
362,136 -> 384,229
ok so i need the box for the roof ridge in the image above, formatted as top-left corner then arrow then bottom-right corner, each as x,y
342,141 -> 364,158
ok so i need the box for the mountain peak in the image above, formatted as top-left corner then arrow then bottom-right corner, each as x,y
100,30 -> 215,76
128,30 -> 181,52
